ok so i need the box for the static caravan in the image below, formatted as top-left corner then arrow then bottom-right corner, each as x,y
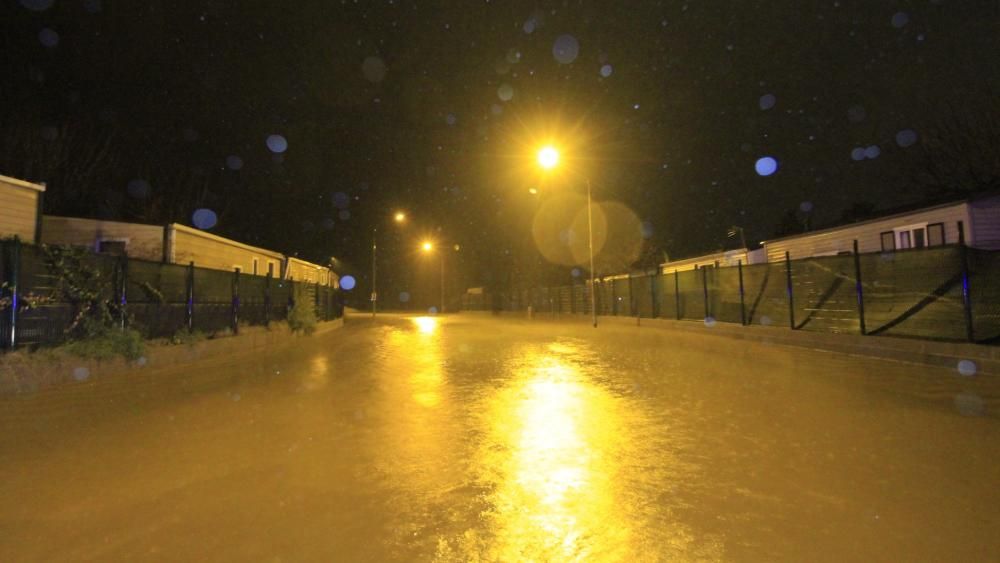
660,248 -> 766,274
42,215 -> 166,260
0,174 -> 45,244
762,194 -> 1000,262
284,256 -> 338,287
167,223 -> 284,277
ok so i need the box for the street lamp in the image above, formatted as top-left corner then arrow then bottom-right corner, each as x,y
372,211 -> 408,317
420,240 -> 459,314
536,145 -> 598,328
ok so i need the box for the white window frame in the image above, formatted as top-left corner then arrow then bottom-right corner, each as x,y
893,223 -> 928,250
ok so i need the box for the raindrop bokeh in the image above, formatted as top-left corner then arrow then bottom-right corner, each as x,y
399,291 -> 410,303
266,134 -> 288,154
225,155 -> 244,171
600,64 -> 613,78
72,367 -> 90,382
891,12 -> 910,29
127,179 -> 151,199
192,208 -> 218,230
552,34 -> 580,64
755,156 -> 778,176
957,359 -> 977,377
895,129 -> 918,148
38,28 -> 59,48
340,275 -> 356,290
497,83 -> 514,102
759,93 -> 776,110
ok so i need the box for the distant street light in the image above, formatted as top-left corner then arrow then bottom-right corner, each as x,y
372,210 -> 408,317
420,240 -> 459,314
536,144 -> 597,328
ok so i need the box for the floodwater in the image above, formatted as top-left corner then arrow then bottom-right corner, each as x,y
0,314 -> 997,561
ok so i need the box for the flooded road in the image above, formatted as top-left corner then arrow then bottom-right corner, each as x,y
1,314 -> 997,561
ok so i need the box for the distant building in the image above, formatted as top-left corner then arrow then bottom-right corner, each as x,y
762,194 -> 1000,262
0,174 -> 45,244
660,248 -> 766,274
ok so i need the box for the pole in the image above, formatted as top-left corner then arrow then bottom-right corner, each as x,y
958,222 -> 975,342
186,261 -> 195,332
785,251 -> 796,330
440,252 -> 445,314
737,259 -> 746,326
8,237 -> 21,349
674,271 -> 680,320
701,265 -> 710,320
852,240 -> 867,335
264,271 -> 271,328
371,227 -> 377,317
232,267 -> 240,335
119,253 -> 128,331
587,178 -> 597,328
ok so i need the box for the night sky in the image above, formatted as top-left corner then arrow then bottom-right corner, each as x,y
3,1 -> 998,305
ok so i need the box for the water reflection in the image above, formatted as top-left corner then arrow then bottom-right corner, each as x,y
413,315 -> 438,334
471,342 -> 637,560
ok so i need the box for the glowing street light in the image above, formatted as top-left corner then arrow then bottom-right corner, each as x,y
535,144 -> 598,328
537,145 -> 560,170
419,240 -> 459,314
394,211 -> 406,223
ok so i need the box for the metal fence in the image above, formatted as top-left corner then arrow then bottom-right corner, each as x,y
0,238 -> 343,350
464,244 -> 1000,344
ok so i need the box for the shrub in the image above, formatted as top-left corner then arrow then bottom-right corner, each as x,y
287,300 -> 317,335
63,322 -> 145,362
171,328 -> 206,346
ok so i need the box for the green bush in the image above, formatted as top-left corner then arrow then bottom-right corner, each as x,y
287,300 -> 317,335
63,324 -> 146,362
170,328 -> 207,346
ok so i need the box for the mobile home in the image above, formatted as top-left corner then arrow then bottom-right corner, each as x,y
762,194 -> 1000,262
0,174 -> 45,244
660,248 -> 766,274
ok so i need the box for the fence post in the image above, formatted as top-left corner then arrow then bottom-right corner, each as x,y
674,272 -> 681,320
264,271 -> 271,328
738,260 -> 746,326
6,237 -> 21,349
852,240 -> 867,335
231,268 -> 240,335
958,224 -> 975,342
314,282 -> 321,321
785,251 -> 796,330
701,266 -> 710,320
651,271 -> 659,318
119,253 -> 129,331
186,261 -> 195,332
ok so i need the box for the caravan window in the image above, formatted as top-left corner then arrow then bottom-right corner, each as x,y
893,224 -> 927,250
927,223 -> 945,246
252,258 -> 259,276
880,231 -> 895,251
97,239 -> 127,255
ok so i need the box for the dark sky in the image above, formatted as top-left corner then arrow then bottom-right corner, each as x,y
3,0 -> 999,302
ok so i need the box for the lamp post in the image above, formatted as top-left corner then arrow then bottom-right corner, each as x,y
537,145 -> 598,328
420,241 -> 460,314
372,211 -> 407,317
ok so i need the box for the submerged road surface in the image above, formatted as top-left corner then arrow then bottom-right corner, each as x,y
1,314 -> 997,561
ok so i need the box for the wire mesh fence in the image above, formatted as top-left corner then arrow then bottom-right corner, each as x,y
0,239 -> 343,350
464,245 -> 1000,344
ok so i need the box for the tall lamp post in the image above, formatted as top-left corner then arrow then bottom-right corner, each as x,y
537,146 -> 598,328
420,240 -> 460,314
372,211 -> 407,317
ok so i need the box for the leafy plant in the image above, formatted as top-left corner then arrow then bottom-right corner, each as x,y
171,328 -> 206,346
287,299 -> 317,335
62,319 -> 145,361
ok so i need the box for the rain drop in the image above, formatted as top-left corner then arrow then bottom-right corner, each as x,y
192,208 -> 218,230
864,145 -> 881,159
552,34 -> 580,64
399,292 -> 411,303
338,209 -> 351,221
72,367 -> 90,382
600,64 -> 613,78
340,275 -> 357,290
225,155 -> 244,171
497,83 -> 514,102
759,93 -> 776,110
891,11 -> 909,28
266,134 -> 288,154
127,179 -> 151,199
755,156 -> 778,176
445,113 -> 457,125
799,201 -> 814,213
38,28 -> 59,48
895,129 -> 918,148
957,359 -> 977,377
851,147 -> 866,161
